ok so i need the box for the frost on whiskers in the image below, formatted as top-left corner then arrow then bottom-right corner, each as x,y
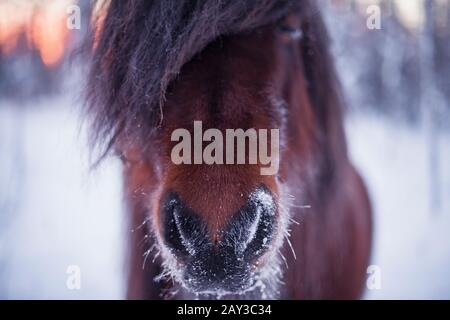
150,186 -> 295,299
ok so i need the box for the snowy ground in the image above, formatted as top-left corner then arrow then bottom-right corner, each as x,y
346,113 -> 450,299
0,96 -> 449,299
0,97 -> 125,299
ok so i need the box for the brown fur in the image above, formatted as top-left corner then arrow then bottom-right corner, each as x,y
86,0 -> 372,299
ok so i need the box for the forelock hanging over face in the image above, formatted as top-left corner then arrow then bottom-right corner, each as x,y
85,0 -> 308,152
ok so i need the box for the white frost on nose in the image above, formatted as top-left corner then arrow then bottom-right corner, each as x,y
240,188 -> 275,252
172,207 -> 197,256
250,188 -> 275,214
242,203 -> 262,250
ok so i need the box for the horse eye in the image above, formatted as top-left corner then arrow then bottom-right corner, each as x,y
278,13 -> 302,42
278,25 -> 303,41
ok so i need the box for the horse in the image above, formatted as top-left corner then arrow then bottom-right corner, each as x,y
85,0 -> 372,299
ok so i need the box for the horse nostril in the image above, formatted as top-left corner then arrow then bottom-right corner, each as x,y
222,187 -> 277,259
162,192 -> 209,256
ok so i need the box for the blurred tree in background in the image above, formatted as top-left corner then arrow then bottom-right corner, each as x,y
322,0 -> 450,127
0,0 -> 91,102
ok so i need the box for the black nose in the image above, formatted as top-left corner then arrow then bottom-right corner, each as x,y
162,192 -> 210,257
221,187 -> 277,258
161,187 -> 277,293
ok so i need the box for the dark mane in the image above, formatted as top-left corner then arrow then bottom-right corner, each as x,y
85,0 -> 343,158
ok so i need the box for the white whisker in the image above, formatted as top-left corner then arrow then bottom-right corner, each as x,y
152,250 -> 160,263
138,234 -> 150,246
284,233 -> 297,260
142,248 -> 151,270
131,217 -> 150,233
290,204 -> 311,209
277,249 -> 289,269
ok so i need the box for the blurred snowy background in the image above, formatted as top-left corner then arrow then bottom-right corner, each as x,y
0,0 -> 449,299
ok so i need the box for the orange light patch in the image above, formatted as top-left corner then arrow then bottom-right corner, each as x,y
0,0 -> 73,67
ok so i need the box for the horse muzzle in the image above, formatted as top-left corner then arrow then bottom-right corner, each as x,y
160,186 -> 277,294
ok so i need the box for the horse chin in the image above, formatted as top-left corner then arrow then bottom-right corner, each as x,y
180,276 -> 256,298
169,251 -> 284,299
176,272 -> 264,299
